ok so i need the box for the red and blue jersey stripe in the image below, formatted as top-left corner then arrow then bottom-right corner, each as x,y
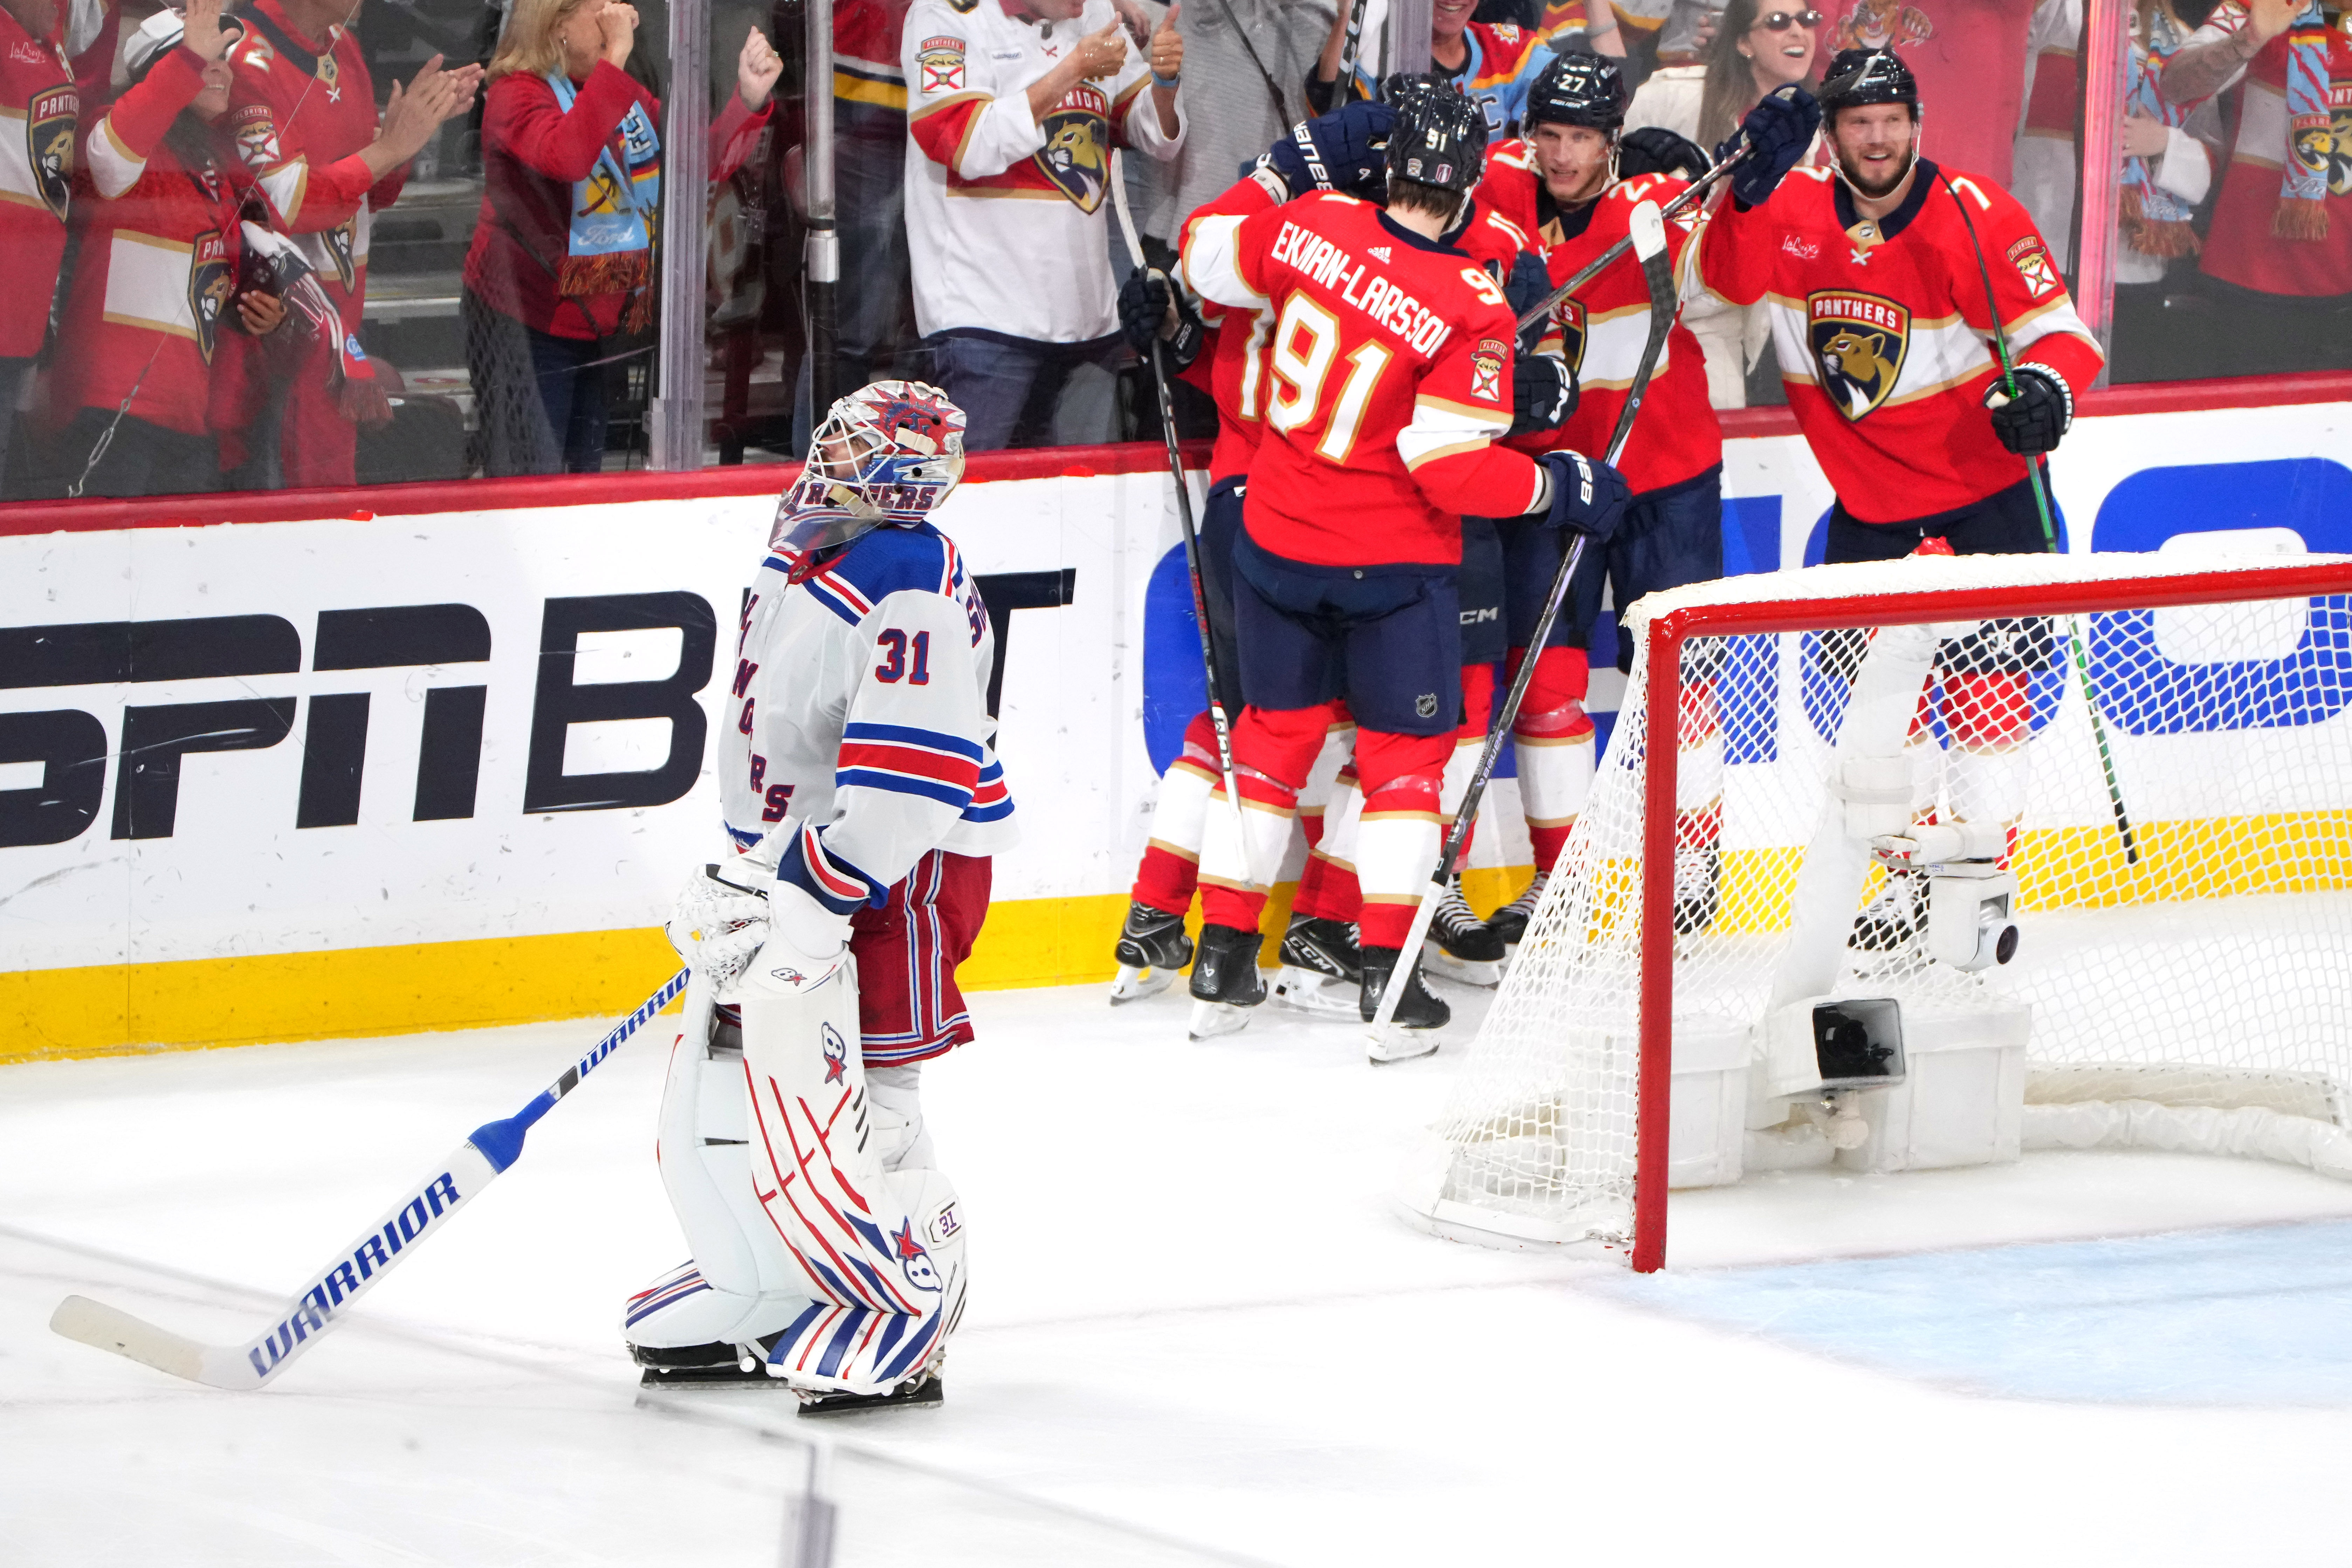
835,721 -> 983,810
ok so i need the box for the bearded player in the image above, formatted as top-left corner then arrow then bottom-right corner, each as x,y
1476,54 -> 1818,944
627,383 -> 1013,1413
1179,85 -> 1625,1052
1698,47 -> 2105,946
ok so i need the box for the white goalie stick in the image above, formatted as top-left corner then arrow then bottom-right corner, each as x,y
51,968 -> 690,1390
1367,200 -> 1676,1058
1108,153 -> 1254,884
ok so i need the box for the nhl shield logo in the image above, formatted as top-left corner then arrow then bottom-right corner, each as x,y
1807,290 -> 1910,421
1546,297 -> 1589,376
28,87 -> 74,220
1036,86 -> 1111,213
189,230 -> 232,364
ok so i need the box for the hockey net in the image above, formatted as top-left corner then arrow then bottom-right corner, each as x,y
1400,550 -> 2352,1270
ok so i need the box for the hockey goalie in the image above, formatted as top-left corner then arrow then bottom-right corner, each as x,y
625,382 -> 1014,1412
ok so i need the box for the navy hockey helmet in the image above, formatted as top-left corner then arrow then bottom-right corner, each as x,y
775,380 -> 968,564
1525,51 -> 1629,134
1386,82 -> 1487,198
1818,48 -> 1920,118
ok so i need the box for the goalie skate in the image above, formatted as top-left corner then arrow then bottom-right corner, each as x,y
795,1369 -> 945,1417
1109,900 -> 1192,1004
1271,915 -> 1362,1018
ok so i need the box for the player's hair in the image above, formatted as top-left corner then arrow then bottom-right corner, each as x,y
489,0 -> 601,81
1387,176 -> 1465,226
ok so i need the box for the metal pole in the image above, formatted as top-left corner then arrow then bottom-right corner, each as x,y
651,0 -> 713,470
1390,0 -> 1432,75
804,0 -> 841,415
2076,0 -> 2129,388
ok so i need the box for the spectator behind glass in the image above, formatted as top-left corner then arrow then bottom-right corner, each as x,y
902,0 -> 1185,451
226,0 -> 479,490
1820,0 -> 2036,184
2162,0 -> 2352,375
0,0 -> 76,495
47,0 -> 288,499
1139,0 -> 1334,250
831,0 -> 920,396
1628,0 -> 1818,404
1308,0 -> 1624,130
465,0 -> 779,475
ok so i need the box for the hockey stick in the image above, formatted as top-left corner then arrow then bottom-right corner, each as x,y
1367,200 -> 1674,1055
1108,153 -> 1254,880
1935,169 -> 2139,866
50,968 -> 690,1390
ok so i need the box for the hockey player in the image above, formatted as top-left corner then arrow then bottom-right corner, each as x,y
628,382 -> 1014,1412
1179,85 -> 1625,1046
1698,47 -> 2105,942
1476,54 -> 1818,942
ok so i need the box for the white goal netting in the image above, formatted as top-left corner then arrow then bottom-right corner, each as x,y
1402,550 -> 2352,1263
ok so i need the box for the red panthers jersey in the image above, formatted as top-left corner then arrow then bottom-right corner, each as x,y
1480,145 -> 1719,495
1699,159 -> 2105,523
1183,193 -> 1548,567
1181,172 -> 1533,489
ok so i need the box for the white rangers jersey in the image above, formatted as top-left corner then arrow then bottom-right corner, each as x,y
722,521 -> 1017,915
902,0 -> 1184,343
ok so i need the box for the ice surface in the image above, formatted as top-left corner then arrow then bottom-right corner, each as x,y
8,981 -> 2352,1565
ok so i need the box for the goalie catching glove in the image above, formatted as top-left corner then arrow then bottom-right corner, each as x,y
1538,449 -> 1630,540
666,865 -> 772,995
1983,364 -> 2072,457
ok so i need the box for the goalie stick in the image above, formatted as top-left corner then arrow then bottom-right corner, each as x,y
1367,199 -> 1676,1059
50,968 -> 690,1390
1108,152 -> 1254,888
1936,168 -> 2140,866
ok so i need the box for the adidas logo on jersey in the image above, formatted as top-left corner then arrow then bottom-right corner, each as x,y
1370,245 -> 1392,261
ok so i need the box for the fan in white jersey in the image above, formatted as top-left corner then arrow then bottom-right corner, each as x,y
626,382 -> 1016,1414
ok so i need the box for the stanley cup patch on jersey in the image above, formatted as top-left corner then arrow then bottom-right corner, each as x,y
2007,235 -> 2061,300
28,86 -> 74,220
189,229 -> 232,364
1470,336 -> 1508,403
1036,84 -> 1112,212
916,35 -> 966,94
1808,290 -> 1911,421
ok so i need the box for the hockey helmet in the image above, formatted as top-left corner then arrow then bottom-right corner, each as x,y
773,380 -> 968,561
1386,81 -> 1487,199
1525,51 -> 1629,134
124,6 -> 246,86
1818,48 -> 1920,118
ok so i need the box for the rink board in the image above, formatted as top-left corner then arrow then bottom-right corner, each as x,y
1,381 -> 2348,1058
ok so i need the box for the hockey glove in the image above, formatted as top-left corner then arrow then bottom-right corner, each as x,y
1501,250 -> 1554,353
1262,99 -> 1397,201
731,875 -> 854,1001
1717,84 -> 1822,208
1509,352 -> 1577,436
1983,364 -> 2072,457
667,863 -> 772,994
1117,267 -> 1206,371
1618,126 -> 1710,183
1539,449 -> 1630,541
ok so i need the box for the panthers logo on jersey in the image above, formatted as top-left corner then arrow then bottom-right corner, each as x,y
1545,296 -> 1588,376
189,229 -> 232,364
2290,106 -> 2352,198
1808,290 -> 1910,421
28,86 -> 74,220
1036,85 -> 1110,213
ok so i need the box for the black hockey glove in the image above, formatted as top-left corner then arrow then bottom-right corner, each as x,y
1618,126 -> 1710,183
1117,267 -> 1205,371
1539,449 -> 1629,541
1262,99 -> 1397,201
1983,363 -> 2072,457
1716,84 -> 1822,208
1509,353 -> 1577,437
1500,249 -> 1554,353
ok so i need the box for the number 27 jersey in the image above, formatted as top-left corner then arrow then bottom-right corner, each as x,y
1183,194 -> 1547,568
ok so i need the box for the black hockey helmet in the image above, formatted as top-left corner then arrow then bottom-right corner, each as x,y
1377,70 -> 1437,106
1387,81 -> 1487,197
1525,51 -> 1629,133
1818,48 -> 1920,118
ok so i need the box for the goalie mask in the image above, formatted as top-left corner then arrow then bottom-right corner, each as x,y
773,380 -> 968,562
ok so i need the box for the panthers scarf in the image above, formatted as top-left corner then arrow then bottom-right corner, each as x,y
2276,0 -> 2335,240
546,70 -> 662,324
2122,24 -> 2198,257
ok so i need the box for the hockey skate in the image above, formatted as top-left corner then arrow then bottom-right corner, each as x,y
1271,915 -> 1362,1018
1109,900 -> 1193,1003
795,1368 -> 945,1416
1187,923 -> 1266,1039
1673,844 -> 1722,935
625,1263 -> 809,1389
1360,945 -> 1447,1062
1426,875 -> 1505,986
1850,866 -> 1926,954
1484,869 -> 1548,954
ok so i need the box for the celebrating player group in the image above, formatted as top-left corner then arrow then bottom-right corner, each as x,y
630,44 -> 2102,1410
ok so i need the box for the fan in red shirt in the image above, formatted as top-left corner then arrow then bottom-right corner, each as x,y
1178,83 -> 1625,1044
0,0 -> 75,487
464,0 -> 779,475
226,0 -> 479,487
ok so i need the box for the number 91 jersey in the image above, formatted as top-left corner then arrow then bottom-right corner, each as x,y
1182,192 -> 1549,569
721,522 -> 1018,916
